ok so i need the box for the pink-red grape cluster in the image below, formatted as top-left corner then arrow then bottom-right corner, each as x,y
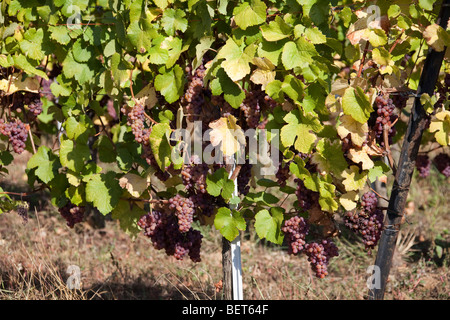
281,216 -> 309,255
415,154 -> 431,178
181,161 -> 209,194
138,211 -> 202,262
435,73 -> 450,109
58,203 -> 85,228
371,95 -> 398,146
237,162 -> 252,196
0,119 -> 29,154
295,178 -> 319,211
121,103 -> 150,145
191,193 -> 216,217
304,239 -> 339,279
16,204 -> 29,225
433,153 -> 450,177
240,91 -> 262,128
169,194 -> 196,233
344,192 -> 384,250
182,64 -> 206,122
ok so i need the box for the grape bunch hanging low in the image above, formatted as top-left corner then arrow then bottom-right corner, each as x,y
304,239 -> 339,279
0,119 -> 29,154
281,216 -> 309,255
415,155 -> 431,178
344,192 -> 384,251
58,203 -> 85,228
138,210 -> 202,262
433,153 -> 450,177
370,95 -> 398,146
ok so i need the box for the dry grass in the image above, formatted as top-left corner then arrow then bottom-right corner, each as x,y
0,152 -> 449,300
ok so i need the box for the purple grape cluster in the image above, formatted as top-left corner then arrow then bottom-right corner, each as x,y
281,216 -> 309,255
304,239 -> 339,279
121,104 -> 170,181
138,211 -> 202,262
276,162 -> 290,187
182,64 -> 206,122
240,91 -> 262,128
433,153 -> 450,177
58,203 -> 85,228
391,93 -> 408,110
169,194 -> 196,233
295,178 -> 319,211
344,192 -> 384,250
16,204 -> 29,225
435,73 -> 450,109
121,103 -> 150,144
191,193 -> 216,217
371,95 -> 398,146
237,162 -> 252,196
0,119 -> 29,154
181,161 -> 209,194
415,155 -> 431,178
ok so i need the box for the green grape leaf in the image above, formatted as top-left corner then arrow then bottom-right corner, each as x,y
233,0 -> 267,30
154,65 -> 185,103
111,200 -> 147,238
27,146 -> 60,184
260,16 -> 292,41
85,172 -> 121,215
49,26 -> 72,45
419,0 -> 437,11
368,161 -> 390,183
217,38 -> 253,82
59,138 -> 91,172
110,52 -> 132,88
214,207 -> 246,241
210,68 -> 245,109
311,139 -> 348,176
342,87 -> 373,124
161,8 -> 188,36
149,123 -> 172,170
13,55 -> 48,80
19,28 -> 45,61
254,208 -> 284,245
429,111 -> 450,146
206,167 -> 235,200
280,110 -> 321,154
341,165 -> 368,192
64,116 -> 94,145
72,38 -> 92,63
94,135 -> 117,163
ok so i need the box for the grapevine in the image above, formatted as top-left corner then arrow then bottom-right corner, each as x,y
0,0 -> 448,297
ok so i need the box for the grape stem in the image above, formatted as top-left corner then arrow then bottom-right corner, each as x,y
383,125 -> 397,176
27,126 -> 36,154
368,185 -> 389,203
129,68 -> 158,125
357,42 -> 370,78
229,164 -> 242,181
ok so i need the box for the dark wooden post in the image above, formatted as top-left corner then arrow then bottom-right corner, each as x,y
368,0 -> 450,300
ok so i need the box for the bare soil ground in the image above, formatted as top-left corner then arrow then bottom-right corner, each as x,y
0,152 -> 448,300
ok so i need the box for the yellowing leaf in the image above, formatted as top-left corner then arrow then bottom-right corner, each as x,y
347,146 -> 375,170
423,24 -> 449,52
0,73 -> 39,95
339,191 -> 359,211
119,173 -> 150,198
209,115 -> 246,157
337,115 -> 368,147
250,57 -> 276,89
135,83 -> 158,109
429,110 -> 450,146
341,165 -> 367,191
217,38 -> 253,81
